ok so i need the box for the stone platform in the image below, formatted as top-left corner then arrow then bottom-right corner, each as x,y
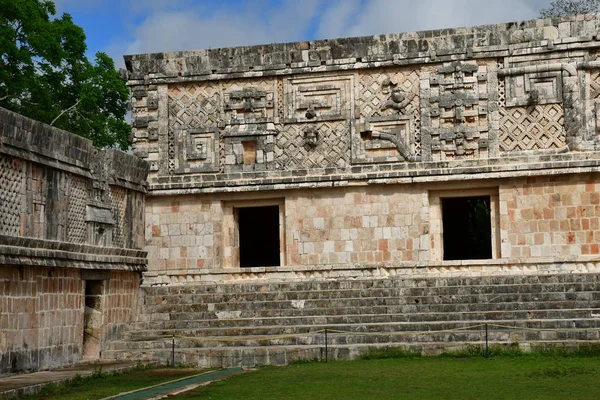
105,272 -> 600,367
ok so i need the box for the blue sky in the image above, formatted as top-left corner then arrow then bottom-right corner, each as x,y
53,0 -> 555,68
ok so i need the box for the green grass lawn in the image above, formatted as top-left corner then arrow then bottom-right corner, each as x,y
12,366 -> 205,400
177,356 -> 600,400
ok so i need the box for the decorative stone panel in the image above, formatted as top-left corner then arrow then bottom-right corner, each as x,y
0,154 -> 24,236
275,121 -> 350,169
168,82 -> 220,174
354,116 -> 418,163
67,175 -> 88,244
354,68 -> 421,163
109,185 -> 127,247
221,78 -> 277,124
173,128 -> 220,174
587,69 -> 600,140
283,74 -> 353,123
505,71 -> 563,107
499,104 -> 566,152
425,61 -> 490,161
223,123 -> 276,172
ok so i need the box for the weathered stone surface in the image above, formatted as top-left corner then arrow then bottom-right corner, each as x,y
113,14 -> 600,367
0,108 -> 148,375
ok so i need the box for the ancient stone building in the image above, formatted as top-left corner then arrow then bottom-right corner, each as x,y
6,14 -> 600,372
113,14 -> 600,366
0,108 -> 147,374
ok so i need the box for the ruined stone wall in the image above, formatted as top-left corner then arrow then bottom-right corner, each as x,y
0,108 -> 148,374
126,15 -> 600,285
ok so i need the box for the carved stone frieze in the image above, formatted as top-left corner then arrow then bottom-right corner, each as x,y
284,74 -> 354,123
172,128 -> 220,174
353,116 -> 419,163
0,154 -> 24,236
355,68 -> 421,163
168,82 -> 220,174
426,61 -> 490,160
505,71 -> 563,107
222,123 -> 276,172
275,121 -> 350,169
499,104 -> 566,152
221,79 -> 277,124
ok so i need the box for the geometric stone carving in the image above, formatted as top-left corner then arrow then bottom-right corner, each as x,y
223,86 -> 274,123
169,83 -> 220,174
109,185 -> 127,247
499,104 -> 566,152
357,68 -> 420,119
284,74 -> 353,122
354,116 -> 419,163
0,154 -> 23,236
175,129 -> 220,173
428,61 -> 489,160
168,83 -> 220,130
275,121 -> 350,169
67,175 -> 88,244
505,72 -> 563,107
588,70 -> 600,139
356,68 -> 421,162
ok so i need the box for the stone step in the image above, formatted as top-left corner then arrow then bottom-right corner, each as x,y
103,339 -> 600,368
118,318 -> 600,345
142,282 -> 600,306
110,319 -> 600,351
137,300 -> 600,326
142,291 -> 600,315
132,308 -> 600,331
142,274 -> 600,297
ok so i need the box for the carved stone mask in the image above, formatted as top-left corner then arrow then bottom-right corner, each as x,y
304,125 -> 319,147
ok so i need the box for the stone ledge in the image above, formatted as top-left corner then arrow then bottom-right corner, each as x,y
0,245 -> 147,270
141,257 -> 600,286
145,154 -> 600,195
0,235 -> 147,258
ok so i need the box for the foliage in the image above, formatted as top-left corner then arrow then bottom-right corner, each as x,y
0,0 -> 130,149
540,0 -> 600,17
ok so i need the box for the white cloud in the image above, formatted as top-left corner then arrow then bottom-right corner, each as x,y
115,0 -> 323,56
106,0 -> 555,67
315,0 -> 549,39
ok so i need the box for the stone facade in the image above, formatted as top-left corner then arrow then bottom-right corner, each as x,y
107,14 -> 600,366
0,108 -> 148,374
124,14 -> 600,285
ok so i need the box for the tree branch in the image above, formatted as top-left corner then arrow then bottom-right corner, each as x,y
51,99 -> 82,126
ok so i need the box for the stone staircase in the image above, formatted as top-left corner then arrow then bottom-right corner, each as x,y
103,273 -> 600,367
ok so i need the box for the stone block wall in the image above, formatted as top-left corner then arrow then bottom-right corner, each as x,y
501,174 -> 600,258
0,266 -> 82,374
0,108 -> 148,374
102,271 -> 141,345
142,171 -> 599,285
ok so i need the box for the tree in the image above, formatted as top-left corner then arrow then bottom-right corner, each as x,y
540,0 -> 600,18
0,0 -> 131,149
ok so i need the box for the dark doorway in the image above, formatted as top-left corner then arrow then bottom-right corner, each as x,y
442,196 -> 492,260
238,206 -> 281,268
82,280 -> 103,360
